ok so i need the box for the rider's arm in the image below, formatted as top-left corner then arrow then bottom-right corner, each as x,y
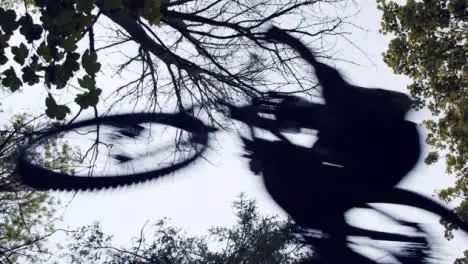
276,98 -> 339,132
265,26 -> 351,106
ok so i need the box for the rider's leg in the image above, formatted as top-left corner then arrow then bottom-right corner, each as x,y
344,120 -> 421,190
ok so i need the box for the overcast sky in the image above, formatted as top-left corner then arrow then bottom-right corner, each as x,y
1,0 -> 466,263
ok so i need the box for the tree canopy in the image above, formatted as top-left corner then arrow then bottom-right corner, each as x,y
53,194 -> 312,264
0,0 -> 350,122
377,0 -> 467,261
0,112 -> 78,263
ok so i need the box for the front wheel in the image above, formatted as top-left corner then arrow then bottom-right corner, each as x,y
15,112 -> 215,191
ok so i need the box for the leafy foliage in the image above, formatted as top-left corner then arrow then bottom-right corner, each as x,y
0,0 -> 170,117
0,0 -> 101,119
0,0 -> 349,122
57,194 -> 312,264
454,250 -> 468,264
45,94 -> 71,120
0,113 -> 76,262
377,0 -> 467,259
0,191 -> 58,263
0,0 -> 35,9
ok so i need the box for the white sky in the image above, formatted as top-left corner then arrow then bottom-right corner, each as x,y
1,0 -> 466,263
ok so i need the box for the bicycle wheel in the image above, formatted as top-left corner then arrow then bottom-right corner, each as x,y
15,112 -> 216,191
360,187 -> 468,233
290,187 -> 464,263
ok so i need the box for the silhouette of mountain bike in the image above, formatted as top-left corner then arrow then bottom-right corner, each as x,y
12,95 -> 466,263
10,26 -> 467,263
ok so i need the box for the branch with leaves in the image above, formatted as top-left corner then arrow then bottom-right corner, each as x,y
1,0 -> 351,122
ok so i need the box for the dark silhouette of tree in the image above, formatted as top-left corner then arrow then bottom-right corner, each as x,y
55,194 -> 313,264
0,0 -> 352,122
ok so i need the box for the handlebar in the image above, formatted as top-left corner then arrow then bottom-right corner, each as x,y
217,100 -> 292,142
217,93 -> 329,139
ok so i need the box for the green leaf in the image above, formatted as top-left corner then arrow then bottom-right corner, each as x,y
0,32 -> 10,49
37,41 -> 51,62
147,12 -> 162,26
45,94 -> 56,107
18,13 -> 43,43
30,55 -> 41,70
29,25 -> 43,42
77,0 -> 95,14
46,34 -> 64,61
44,64 -> 69,88
2,67 -> 22,92
62,52 -> 80,79
78,75 -> 96,90
424,151 -> 439,165
45,95 -> 71,120
74,88 -> 102,109
141,0 -> 164,26
81,50 -> 101,76
11,43 -> 29,65
54,66 -> 69,89
0,9 -> 19,34
60,37 -> 78,52
22,67 -> 40,85
0,53 -> 7,65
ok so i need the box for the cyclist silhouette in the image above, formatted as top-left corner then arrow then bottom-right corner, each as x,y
264,26 -> 421,193
240,26 -> 426,263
